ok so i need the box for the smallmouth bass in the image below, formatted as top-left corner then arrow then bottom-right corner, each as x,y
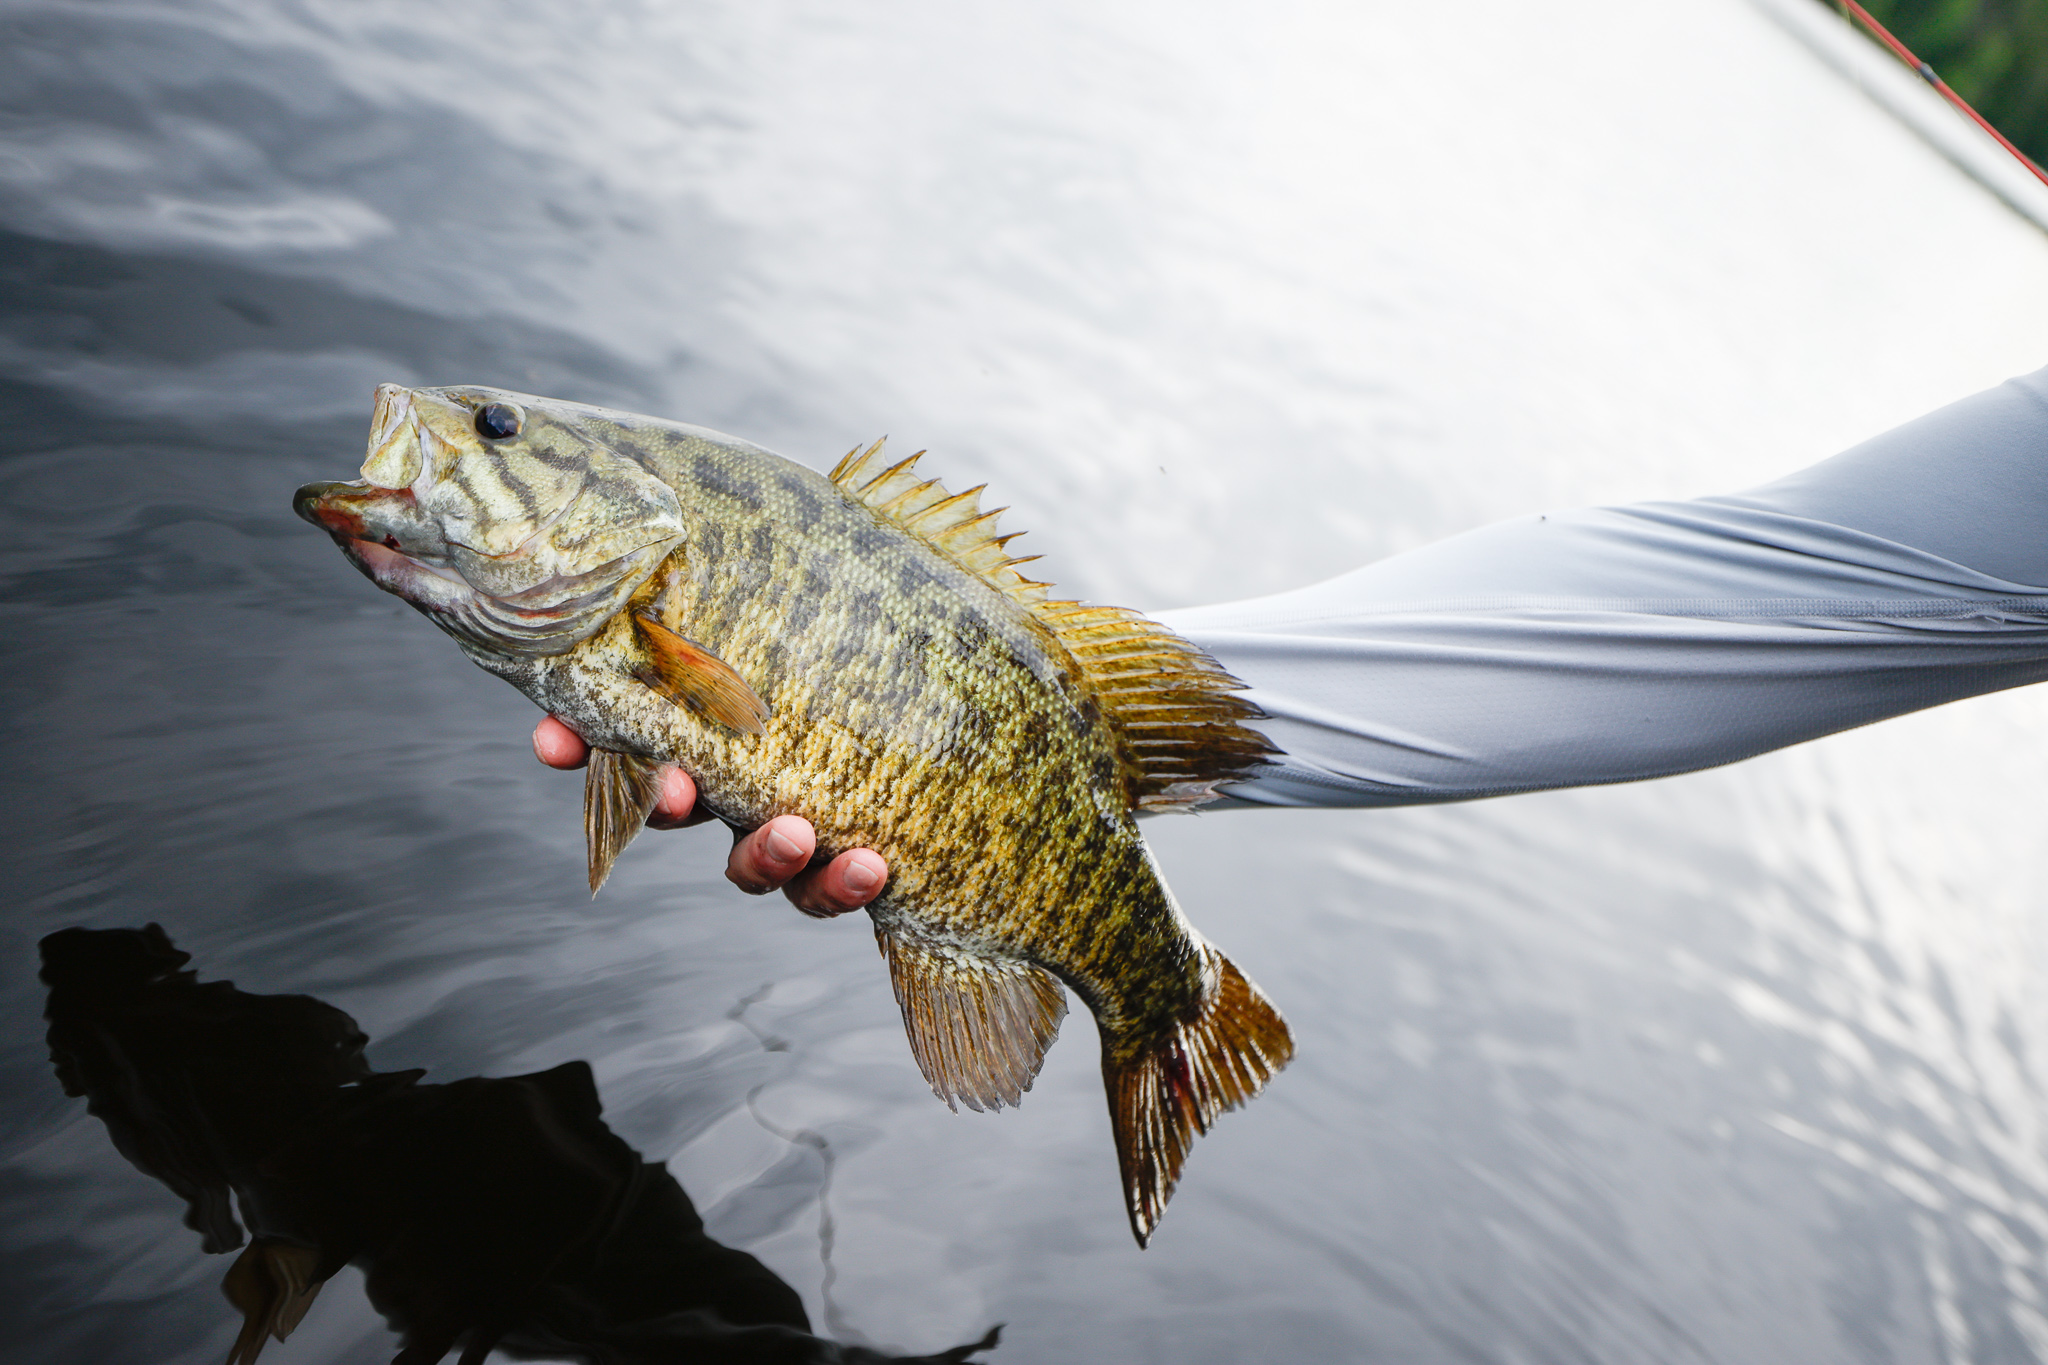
295,384 -> 1294,1245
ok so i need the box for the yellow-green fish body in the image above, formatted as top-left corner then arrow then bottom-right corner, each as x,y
296,384 -> 1293,1243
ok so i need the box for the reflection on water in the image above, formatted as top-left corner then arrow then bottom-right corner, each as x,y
40,925 -> 998,1365
8,1 -> 2048,1362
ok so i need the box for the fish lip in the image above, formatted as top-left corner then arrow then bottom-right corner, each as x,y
295,479 -> 468,598
336,534 -> 468,589
326,529 -> 482,625
361,382 -> 422,488
338,535 -> 469,596
293,479 -> 444,552
293,480 -> 371,537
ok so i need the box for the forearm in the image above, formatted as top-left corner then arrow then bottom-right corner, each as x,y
1164,366 -> 2048,808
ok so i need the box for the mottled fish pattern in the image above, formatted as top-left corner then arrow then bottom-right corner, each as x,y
296,384 -> 1295,1244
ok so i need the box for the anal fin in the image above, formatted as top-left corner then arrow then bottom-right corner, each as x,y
1103,947 -> 1293,1247
222,1237 -> 327,1365
585,748 -> 665,895
878,929 -> 1068,1113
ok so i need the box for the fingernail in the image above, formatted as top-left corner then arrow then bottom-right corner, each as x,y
765,828 -> 803,864
843,859 -> 880,894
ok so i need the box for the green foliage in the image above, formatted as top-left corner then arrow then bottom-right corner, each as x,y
1844,0 -> 2048,165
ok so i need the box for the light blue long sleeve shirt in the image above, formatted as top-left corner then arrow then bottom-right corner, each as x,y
1163,367 -> 2048,807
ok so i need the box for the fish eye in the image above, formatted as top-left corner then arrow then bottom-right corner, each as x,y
474,402 -> 524,440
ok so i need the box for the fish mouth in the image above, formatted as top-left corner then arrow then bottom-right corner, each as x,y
294,479 -> 393,540
338,536 -> 476,603
294,479 -> 477,605
294,476 -> 675,653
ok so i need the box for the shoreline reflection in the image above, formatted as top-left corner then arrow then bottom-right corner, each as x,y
39,924 -> 999,1365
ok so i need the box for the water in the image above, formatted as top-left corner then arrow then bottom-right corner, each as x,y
6,0 -> 2048,1361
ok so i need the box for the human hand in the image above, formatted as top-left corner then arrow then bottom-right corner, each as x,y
531,715 -> 887,917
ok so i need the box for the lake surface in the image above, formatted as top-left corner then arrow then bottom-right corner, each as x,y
7,1 -> 2048,1361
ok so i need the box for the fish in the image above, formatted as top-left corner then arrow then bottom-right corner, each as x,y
294,383 -> 1295,1245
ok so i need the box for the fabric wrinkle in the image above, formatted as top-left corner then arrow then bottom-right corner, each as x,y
1160,363 -> 2048,809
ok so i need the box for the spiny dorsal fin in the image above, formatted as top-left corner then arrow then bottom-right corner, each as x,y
830,439 -> 1051,607
630,612 -> 770,735
1035,601 -> 1275,810
830,440 -> 1274,809
1103,946 -> 1294,1246
877,927 -> 1068,1113
584,748 -> 665,895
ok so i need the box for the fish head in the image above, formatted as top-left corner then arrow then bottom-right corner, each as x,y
294,383 -> 684,657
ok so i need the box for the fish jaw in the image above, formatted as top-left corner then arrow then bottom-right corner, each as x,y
293,478 -> 447,556
295,478 -> 491,620
294,476 -> 676,655
361,382 -> 425,488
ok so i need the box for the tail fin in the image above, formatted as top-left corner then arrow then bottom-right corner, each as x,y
1103,947 -> 1294,1246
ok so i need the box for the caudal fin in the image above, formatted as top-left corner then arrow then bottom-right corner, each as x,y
1103,947 -> 1294,1246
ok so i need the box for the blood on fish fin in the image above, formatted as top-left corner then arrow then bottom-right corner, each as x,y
584,748 -> 665,895
828,440 -> 1273,808
629,612 -> 770,735
1102,946 -> 1293,1247
222,1237 -> 327,1365
1034,602 -> 1276,810
829,438 -> 1051,607
876,927 -> 1068,1113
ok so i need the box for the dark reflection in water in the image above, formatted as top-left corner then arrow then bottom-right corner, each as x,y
39,925 -> 998,1365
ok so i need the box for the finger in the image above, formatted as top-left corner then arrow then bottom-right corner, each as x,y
784,849 -> 888,919
643,766 -> 703,829
532,715 -> 589,769
727,815 -> 816,894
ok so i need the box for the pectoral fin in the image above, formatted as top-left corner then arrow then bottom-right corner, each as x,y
585,748 -> 665,895
222,1238 -> 326,1365
630,612 -> 770,735
878,928 -> 1068,1113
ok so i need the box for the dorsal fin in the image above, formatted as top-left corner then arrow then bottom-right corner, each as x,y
829,438 -> 1275,810
1031,601 -> 1275,809
830,439 -> 1051,607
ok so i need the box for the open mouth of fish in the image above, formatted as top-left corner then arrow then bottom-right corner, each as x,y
294,484 -> 664,631
292,481 -> 487,616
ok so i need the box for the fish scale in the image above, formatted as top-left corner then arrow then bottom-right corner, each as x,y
296,383 -> 1295,1245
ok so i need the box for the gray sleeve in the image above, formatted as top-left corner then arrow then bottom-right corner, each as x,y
1158,366 -> 2048,808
